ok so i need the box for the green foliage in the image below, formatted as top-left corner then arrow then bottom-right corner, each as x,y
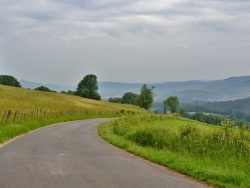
34,86 -> 55,92
185,112 -> 228,126
76,74 -> 98,94
76,74 -> 101,100
108,92 -> 139,105
133,130 -> 154,146
179,108 -> 186,115
108,97 -> 122,103
182,98 -> 250,122
0,75 -> 21,87
137,84 -> 155,110
163,96 -> 179,113
121,92 -> 139,105
61,90 -> 74,95
80,88 -> 90,97
81,89 -> 101,100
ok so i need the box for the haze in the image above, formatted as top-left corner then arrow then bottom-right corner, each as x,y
0,0 -> 250,85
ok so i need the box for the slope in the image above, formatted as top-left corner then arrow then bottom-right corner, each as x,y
0,84 -> 144,144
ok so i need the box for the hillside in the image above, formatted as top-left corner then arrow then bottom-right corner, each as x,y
0,84 -> 142,112
180,97 -> 250,122
0,84 -> 145,144
98,76 -> 250,103
99,114 -> 250,188
20,75 -> 250,103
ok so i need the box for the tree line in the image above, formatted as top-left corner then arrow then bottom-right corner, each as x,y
181,98 -> 250,123
108,84 -> 155,110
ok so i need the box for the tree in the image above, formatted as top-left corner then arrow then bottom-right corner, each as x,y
61,90 -> 75,95
0,75 -> 21,87
137,84 -> 155,110
34,86 -> 55,92
179,108 -> 186,116
121,92 -> 139,105
76,74 -> 101,100
163,96 -> 179,113
108,97 -> 122,103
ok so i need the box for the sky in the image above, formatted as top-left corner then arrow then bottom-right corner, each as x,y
0,0 -> 250,85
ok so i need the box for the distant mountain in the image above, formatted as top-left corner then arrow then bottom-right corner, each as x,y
100,76 -> 250,102
98,82 -> 141,99
20,76 -> 250,103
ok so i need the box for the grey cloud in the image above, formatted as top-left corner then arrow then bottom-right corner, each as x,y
0,0 -> 250,84
24,12 -> 58,21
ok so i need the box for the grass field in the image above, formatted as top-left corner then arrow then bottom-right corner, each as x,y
0,84 -> 143,112
0,84 -> 145,143
99,114 -> 250,188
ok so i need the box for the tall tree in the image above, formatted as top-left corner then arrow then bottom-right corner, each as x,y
76,74 -> 101,100
121,92 -> 139,105
163,96 -> 179,113
137,84 -> 155,110
0,75 -> 21,87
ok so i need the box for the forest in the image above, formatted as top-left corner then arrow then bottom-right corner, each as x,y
180,98 -> 250,122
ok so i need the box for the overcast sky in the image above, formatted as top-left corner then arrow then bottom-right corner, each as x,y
0,0 -> 250,85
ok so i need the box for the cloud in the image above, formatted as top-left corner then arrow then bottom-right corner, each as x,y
0,0 -> 250,84
2,0 -> 248,40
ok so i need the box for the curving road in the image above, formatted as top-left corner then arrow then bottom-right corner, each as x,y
0,119 -> 208,188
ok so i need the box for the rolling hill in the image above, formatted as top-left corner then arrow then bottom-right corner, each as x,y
21,76 -> 250,103
0,84 -> 143,113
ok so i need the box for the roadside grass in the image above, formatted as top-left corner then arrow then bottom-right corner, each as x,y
98,114 -> 250,188
0,113 -> 118,144
0,84 -> 145,144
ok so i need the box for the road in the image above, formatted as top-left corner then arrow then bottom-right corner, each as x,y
0,119 -> 208,188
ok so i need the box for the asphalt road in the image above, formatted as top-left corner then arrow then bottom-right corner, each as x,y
0,119 -> 208,188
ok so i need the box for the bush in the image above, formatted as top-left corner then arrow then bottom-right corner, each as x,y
34,86 -> 55,92
133,130 -> 154,146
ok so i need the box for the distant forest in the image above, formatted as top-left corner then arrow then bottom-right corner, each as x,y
153,97 -> 250,123
181,98 -> 250,122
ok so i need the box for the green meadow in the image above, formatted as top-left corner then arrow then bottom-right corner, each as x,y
99,114 -> 250,188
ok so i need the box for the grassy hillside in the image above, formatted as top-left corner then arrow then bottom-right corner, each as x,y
0,84 -> 144,143
0,84 -> 143,112
99,114 -> 250,188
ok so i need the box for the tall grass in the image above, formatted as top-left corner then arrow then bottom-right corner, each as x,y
0,84 -> 144,143
0,85 -> 142,112
99,114 -> 250,188
0,112 -> 118,144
